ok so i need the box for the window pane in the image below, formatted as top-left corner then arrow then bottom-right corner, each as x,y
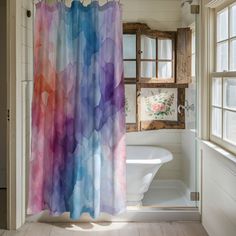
192,31 -> 196,54
123,34 -> 136,59
125,84 -> 136,123
141,35 -> 156,60
230,39 -> 236,71
158,62 -> 172,79
124,61 -> 136,78
192,54 -> 195,77
158,39 -> 172,60
217,41 -> 228,72
217,8 -> 228,42
230,4 -> 236,37
141,61 -> 156,78
224,110 -> 236,144
212,107 -> 222,137
223,78 -> 236,109
212,78 -> 222,106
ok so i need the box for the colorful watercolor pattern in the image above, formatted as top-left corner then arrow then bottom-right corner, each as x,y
28,1 -> 126,219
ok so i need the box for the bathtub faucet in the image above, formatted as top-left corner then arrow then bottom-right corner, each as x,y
178,100 -> 194,114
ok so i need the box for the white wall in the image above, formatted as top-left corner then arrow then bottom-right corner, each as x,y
181,130 -> 196,192
66,0 -> 182,31
121,0 -> 182,30
0,0 -> 7,188
201,142 -> 236,236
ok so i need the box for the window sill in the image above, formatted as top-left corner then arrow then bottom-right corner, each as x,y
201,140 -> 236,165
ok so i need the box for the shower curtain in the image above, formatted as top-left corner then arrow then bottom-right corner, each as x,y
28,0 -> 126,219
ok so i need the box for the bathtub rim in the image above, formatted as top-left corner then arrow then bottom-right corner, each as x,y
126,145 -> 173,164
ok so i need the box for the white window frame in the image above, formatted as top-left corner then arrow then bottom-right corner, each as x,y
210,0 -> 236,155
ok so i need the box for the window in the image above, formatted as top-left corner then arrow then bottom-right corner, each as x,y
191,30 -> 196,78
123,30 -> 175,84
123,23 -> 191,132
123,34 -> 137,79
140,35 -> 174,81
210,2 -> 236,153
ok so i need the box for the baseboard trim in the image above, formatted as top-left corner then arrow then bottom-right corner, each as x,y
26,207 -> 200,223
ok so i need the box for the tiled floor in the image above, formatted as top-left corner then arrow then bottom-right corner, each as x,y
143,188 -> 194,207
0,189 -> 7,229
1,222 -> 208,236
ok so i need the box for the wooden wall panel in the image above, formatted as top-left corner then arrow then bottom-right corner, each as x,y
176,28 -> 192,84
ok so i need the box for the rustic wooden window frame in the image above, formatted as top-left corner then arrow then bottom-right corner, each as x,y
123,24 -> 142,132
139,30 -> 176,84
123,23 -> 187,132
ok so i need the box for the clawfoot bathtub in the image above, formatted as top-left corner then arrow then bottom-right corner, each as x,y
126,145 -> 173,206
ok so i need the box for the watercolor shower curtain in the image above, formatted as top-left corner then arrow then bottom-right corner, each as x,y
28,0 -> 126,219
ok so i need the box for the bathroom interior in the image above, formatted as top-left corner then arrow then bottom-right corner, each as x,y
0,0 -> 202,230
21,0 -> 199,218
3,0 -> 236,235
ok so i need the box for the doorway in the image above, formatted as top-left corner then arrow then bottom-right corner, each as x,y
0,0 -> 7,229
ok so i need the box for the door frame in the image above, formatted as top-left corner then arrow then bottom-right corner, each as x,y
7,0 -> 25,230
